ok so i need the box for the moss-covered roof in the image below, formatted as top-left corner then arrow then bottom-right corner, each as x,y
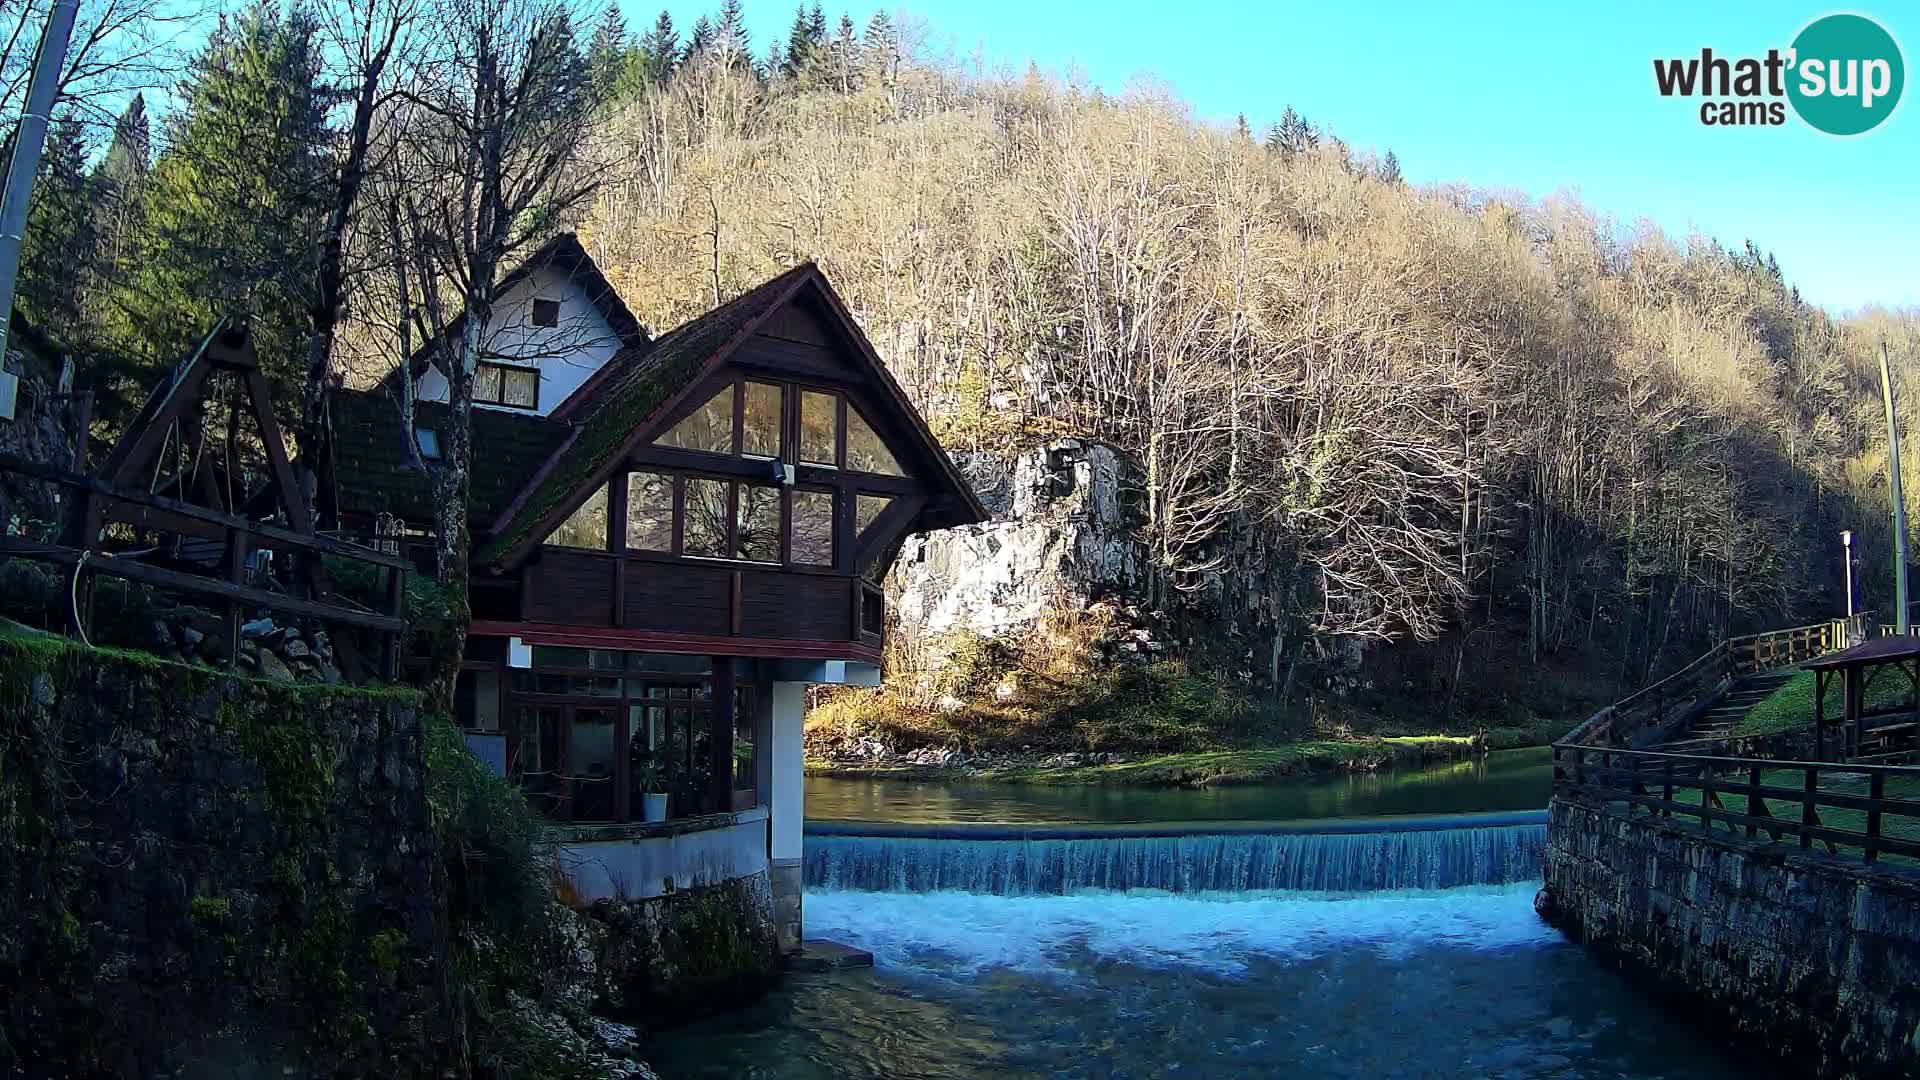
328,389 -> 571,526
475,264 -> 815,564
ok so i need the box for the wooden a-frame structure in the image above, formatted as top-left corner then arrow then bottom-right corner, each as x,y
0,322 -> 408,671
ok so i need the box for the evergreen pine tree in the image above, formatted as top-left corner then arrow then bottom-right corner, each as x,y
833,13 -> 857,90
640,10 -> 680,81
587,7 -> 630,99
862,9 -> 896,79
806,2 -> 826,42
1233,113 -> 1251,140
1275,106 -> 1306,159
1263,121 -> 1284,153
1377,149 -> 1402,184
686,15 -> 714,62
716,0 -> 749,56
90,94 -> 150,271
106,2 -> 331,425
17,117 -> 97,332
782,3 -> 813,76
763,39 -> 783,80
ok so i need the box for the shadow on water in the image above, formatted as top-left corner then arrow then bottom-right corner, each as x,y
805,746 -> 1555,825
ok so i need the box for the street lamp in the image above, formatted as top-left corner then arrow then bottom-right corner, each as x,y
1842,529 -> 1855,618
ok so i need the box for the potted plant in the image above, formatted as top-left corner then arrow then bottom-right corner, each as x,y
634,756 -> 669,823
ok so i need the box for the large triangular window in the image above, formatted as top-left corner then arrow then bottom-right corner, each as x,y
655,387 -> 733,454
845,408 -> 904,477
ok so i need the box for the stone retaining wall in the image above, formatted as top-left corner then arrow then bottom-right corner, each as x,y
0,629 -> 451,1077
1542,797 -> 1920,1078
592,870 -> 783,1024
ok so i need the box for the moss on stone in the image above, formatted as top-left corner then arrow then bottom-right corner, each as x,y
190,896 -> 232,924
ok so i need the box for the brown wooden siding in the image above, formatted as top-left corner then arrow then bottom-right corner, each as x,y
524,548 -> 617,625
624,559 -> 733,636
735,336 -> 850,380
760,298 -> 836,345
740,570 -> 851,640
519,549 -> 859,643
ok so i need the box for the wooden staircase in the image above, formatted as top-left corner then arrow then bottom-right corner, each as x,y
1655,668 -> 1799,753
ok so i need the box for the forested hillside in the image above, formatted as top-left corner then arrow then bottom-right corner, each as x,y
20,0 -> 1920,741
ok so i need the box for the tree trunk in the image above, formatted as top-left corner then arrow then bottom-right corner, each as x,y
424,278 -> 491,719
298,56 -> 390,521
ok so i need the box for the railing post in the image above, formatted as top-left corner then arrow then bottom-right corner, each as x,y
1867,772 -> 1885,863
1700,770 -> 1713,831
1801,767 -> 1817,850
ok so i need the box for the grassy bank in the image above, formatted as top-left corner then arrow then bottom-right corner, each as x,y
807,736 -> 1489,786
804,616 -> 1581,787
1735,669 -> 1914,738
806,717 -> 1571,787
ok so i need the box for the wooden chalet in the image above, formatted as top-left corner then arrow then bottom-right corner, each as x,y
321,235 -> 985,946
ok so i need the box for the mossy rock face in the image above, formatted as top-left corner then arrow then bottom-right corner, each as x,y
0,629 -> 453,1078
591,871 -> 783,1024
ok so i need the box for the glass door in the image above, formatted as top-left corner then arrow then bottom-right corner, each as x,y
510,703 -> 567,819
567,704 -> 620,823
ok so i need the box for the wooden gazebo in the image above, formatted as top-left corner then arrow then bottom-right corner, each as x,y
1802,635 -> 1920,762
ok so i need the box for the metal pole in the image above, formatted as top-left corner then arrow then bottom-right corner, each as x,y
0,0 -> 80,371
1843,529 -> 1856,618
1880,342 -> 1911,635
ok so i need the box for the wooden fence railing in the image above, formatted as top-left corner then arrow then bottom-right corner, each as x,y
0,450 -> 407,671
1553,744 -> 1920,865
1561,619 -> 1851,750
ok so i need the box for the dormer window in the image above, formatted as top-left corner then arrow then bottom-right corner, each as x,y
475,362 -> 538,409
531,298 -> 561,328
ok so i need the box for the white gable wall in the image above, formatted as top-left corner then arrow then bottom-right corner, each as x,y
415,267 -> 623,417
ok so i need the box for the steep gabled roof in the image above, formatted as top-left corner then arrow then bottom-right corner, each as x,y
379,231 -> 650,391
477,263 -> 987,568
476,264 -> 815,564
328,388 -> 571,525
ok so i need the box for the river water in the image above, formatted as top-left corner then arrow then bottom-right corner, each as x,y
646,750 -> 1742,1079
803,746 -> 1556,824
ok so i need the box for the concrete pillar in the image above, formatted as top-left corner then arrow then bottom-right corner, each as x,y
769,680 -> 805,953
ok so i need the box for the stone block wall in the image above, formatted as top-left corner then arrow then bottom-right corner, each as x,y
0,630 -> 452,1078
592,869 -> 783,1025
1543,797 -> 1920,1078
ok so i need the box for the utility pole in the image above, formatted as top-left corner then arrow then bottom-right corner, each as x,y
0,0 -> 80,381
1880,341 -> 1910,635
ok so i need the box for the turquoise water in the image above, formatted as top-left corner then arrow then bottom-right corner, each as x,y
804,746 -> 1554,825
647,880 -> 1735,1079
645,753 -> 1741,1078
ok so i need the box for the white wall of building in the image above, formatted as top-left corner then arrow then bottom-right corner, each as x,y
554,808 -> 771,902
416,267 -> 623,418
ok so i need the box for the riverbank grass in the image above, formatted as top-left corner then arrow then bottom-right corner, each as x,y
1735,669 -> 1915,738
807,735 -> 1483,786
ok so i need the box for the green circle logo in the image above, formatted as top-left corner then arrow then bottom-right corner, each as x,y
1788,13 -> 1905,136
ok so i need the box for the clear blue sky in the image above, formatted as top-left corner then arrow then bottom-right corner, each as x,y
639,0 -> 1918,312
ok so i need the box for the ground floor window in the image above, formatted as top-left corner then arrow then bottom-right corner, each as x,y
455,648 -> 759,824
